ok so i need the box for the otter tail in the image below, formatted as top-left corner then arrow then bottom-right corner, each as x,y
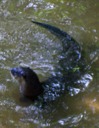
32,20 -> 81,63
31,20 -> 75,42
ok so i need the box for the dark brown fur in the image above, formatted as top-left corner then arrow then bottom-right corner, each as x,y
11,67 -> 43,101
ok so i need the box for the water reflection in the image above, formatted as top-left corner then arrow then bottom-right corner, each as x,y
58,114 -> 83,127
0,84 -> 7,92
85,98 -> 99,113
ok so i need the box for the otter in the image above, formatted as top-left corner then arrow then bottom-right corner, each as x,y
11,21 -> 85,102
11,67 -> 43,101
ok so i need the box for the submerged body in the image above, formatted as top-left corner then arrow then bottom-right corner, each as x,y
11,21 -> 85,102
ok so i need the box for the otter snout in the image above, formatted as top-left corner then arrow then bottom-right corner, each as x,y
10,67 -> 25,77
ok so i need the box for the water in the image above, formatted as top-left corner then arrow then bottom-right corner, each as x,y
0,0 -> 99,128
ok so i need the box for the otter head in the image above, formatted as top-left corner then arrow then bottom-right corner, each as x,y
11,67 -> 43,99
11,67 -> 26,84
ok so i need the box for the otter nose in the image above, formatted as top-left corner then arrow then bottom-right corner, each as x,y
10,68 -> 18,76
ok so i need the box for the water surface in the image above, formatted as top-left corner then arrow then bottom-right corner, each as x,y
0,0 -> 99,128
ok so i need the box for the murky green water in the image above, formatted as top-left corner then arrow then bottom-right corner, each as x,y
0,0 -> 99,128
